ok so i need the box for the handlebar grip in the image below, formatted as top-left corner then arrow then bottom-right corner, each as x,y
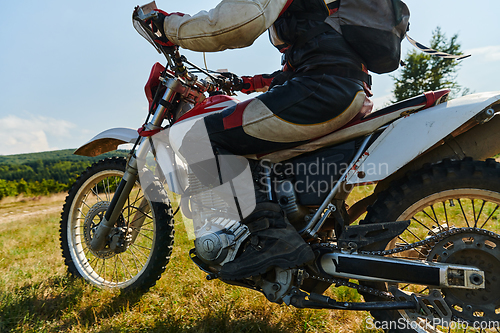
232,77 -> 244,91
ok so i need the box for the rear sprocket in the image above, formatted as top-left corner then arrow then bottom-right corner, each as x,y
426,229 -> 500,325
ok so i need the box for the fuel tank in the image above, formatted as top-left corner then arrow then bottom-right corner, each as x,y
175,95 -> 239,123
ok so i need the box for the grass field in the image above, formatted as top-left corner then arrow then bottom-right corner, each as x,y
0,192 -> 381,333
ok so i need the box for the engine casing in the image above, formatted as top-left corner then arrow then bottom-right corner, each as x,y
194,217 -> 250,266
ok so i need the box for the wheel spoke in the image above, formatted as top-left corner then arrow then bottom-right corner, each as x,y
420,208 -> 439,225
81,201 -> 91,210
77,207 -> 88,218
104,258 -> 107,282
397,236 -> 427,257
442,201 -> 450,230
472,199 -> 477,227
136,232 -> 154,242
404,227 -> 424,243
119,255 -> 133,279
476,200 -> 486,228
88,256 -> 99,268
141,221 -> 154,227
132,243 -> 153,251
98,258 -> 105,279
129,212 -> 152,226
411,217 -> 438,236
104,178 -> 110,202
479,204 -> 499,229
130,210 -> 153,221
128,249 -> 141,274
91,184 -> 104,202
128,246 -> 145,268
130,244 -> 151,259
132,227 -> 154,233
417,286 -> 428,294
131,191 -> 144,209
458,199 -> 470,227
430,205 -> 442,230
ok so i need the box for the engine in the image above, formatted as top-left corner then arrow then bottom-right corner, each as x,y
185,169 -> 250,267
194,217 -> 250,266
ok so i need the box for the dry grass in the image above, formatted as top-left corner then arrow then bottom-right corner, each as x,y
0,191 -> 381,333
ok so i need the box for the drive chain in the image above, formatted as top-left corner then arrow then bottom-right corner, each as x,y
309,227 -> 500,301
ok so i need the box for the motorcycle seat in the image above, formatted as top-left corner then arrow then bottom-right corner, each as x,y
257,89 -> 450,162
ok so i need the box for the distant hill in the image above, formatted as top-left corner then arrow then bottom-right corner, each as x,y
0,149 -> 128,165
0,149 -> 130,198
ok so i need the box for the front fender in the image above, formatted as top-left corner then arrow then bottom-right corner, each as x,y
74,128 -> 139,157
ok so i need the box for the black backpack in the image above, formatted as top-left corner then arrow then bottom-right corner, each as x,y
324,0 -> 410,74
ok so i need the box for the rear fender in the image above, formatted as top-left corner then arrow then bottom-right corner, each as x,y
74,128 -> 139,157
347,91 -> 500,185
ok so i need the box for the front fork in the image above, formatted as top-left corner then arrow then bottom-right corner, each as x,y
89,146 -> 143,251
90,77 -> 181,252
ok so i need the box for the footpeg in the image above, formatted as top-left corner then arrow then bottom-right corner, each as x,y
390,287 -> 452,327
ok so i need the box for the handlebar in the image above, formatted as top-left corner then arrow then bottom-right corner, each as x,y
133,3 -> 243,96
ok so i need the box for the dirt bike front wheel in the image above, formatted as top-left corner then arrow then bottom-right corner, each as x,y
60,157 -> 174,292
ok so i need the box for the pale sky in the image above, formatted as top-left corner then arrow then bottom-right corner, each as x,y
0,0 -> 499,155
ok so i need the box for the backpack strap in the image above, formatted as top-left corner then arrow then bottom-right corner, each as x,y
293,22 -> 331,49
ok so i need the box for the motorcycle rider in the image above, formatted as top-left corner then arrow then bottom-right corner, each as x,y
152,0 -> 373,280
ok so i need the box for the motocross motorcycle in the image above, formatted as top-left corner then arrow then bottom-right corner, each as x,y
60,3 -> 500,332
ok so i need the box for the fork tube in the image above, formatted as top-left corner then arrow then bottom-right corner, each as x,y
150,78 -> 182,126
90,79 -> 180,252
90,155 -> 140,251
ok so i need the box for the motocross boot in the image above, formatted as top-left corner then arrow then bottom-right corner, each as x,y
219,202 -> 315,280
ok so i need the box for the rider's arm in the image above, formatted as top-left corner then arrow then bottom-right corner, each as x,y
163,0 -> 290,52
240,71 -> 282,94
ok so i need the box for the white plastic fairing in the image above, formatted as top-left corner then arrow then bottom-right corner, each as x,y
136,117 -> 256,239
346,92 -> 500,185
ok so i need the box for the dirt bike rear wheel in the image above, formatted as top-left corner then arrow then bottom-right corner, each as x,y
361,158 -> 500,332
60,157 -> 174,292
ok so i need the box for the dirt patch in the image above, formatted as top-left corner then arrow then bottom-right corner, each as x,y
0,193 -> 66,224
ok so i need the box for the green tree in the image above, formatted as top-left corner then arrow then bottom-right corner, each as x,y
16,179 -> 30,196
392,27 -> 468,102
0,179 -> 18,199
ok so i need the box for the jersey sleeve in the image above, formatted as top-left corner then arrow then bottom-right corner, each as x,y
163,0 -> 290,52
